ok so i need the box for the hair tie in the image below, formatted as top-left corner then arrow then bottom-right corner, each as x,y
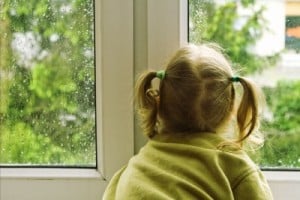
230,76 -> 240,82
156,70 -> 166,80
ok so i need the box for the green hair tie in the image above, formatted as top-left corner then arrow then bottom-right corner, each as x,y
230,76 -> 240,82
156,70 -> 166,80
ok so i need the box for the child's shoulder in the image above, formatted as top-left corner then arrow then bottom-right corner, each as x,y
149,131 -> 258,172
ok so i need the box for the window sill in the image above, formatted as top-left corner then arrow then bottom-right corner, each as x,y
0,168 -> 104,180
263,170 -> 300,182
1,168 -> 299,181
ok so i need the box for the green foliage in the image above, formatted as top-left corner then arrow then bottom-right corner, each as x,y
264,81 -> 300,133
256,81 -> 300,168
0,0 -> 96,166
0,122 -> 95,165
258,129 -> 300,168
189,0 -> 277,74
0,122 -> 70,164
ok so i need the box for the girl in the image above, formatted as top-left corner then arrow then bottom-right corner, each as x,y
103,44 -> 273,199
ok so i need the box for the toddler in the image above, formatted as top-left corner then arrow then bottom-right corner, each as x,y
103,43 -> 273,200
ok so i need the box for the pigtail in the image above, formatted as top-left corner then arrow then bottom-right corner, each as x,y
236,77 -> 263,145
134,71 -> 159,137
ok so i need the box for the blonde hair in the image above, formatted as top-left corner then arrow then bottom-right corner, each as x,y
135,43 -> 264,146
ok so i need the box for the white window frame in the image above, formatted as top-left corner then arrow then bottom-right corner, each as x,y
1,1 -> 299,200
0,0 -> 134,199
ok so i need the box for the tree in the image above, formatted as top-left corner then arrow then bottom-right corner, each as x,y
257,81 -> 300,167
189,0 -> 276,74
0,0 -> 96,165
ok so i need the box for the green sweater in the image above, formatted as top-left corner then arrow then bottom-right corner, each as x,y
103,132 -> 273,200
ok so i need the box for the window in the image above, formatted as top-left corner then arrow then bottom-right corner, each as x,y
0,0 -> 96,167
1,0 -> 300,199
1,0 -> 133,199
189,0 -> 300,169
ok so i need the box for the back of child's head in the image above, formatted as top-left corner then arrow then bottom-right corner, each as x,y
135,43 -> 264,146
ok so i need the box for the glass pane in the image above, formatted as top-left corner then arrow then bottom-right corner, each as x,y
189,0 -> 300,169
0,0 -> 96,167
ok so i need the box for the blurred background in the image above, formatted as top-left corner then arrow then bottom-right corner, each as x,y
189,0 -> 300,169
0,0 -> 96,167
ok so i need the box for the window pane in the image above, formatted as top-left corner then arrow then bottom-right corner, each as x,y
0,0 -> 96,167
189,0 -> 300,169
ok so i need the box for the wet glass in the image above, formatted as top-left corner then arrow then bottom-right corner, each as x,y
0,0 -> 96,167
189,0 -> 300,169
